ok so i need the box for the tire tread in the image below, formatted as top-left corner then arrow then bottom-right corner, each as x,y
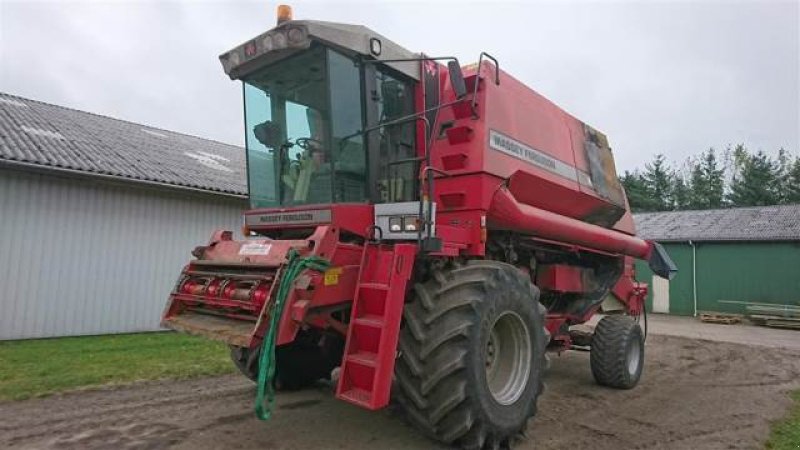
395,260 -> 547,448
590,315 -> 643,389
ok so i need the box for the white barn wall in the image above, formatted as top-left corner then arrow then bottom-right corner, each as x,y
0,169 -> 247,340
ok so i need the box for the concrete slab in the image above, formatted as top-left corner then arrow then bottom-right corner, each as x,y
645,313 -> 800,350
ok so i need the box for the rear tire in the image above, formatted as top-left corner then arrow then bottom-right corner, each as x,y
590,315 -> 644,389
394,260 -> 547,449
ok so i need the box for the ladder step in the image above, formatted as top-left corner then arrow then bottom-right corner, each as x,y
354,314 -> 385,328
336,243 -> 418,411
338,388 -> 373,408
346,351 -> 378,367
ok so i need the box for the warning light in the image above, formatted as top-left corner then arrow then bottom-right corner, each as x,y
277,4 -> 293,24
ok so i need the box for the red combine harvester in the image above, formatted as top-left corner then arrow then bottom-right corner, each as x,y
162,6 -> 676,449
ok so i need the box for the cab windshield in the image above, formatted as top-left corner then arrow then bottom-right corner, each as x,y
243,46 -> 365,208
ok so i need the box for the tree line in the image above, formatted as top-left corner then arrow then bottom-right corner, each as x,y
619,145 -> 800,212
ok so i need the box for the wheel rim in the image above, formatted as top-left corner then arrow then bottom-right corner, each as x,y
627,336 -> 641,376
485,311 -> 532,405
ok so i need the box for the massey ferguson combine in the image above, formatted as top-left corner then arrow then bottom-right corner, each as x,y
162,6 -> 676,449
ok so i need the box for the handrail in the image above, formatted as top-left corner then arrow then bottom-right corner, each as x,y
338,51 -> 503,250
471,52 -> 500,116
338,115 -> 434,246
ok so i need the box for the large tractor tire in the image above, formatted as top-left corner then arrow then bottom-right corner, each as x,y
590,315 -> 644,389
395,260 -> 548,450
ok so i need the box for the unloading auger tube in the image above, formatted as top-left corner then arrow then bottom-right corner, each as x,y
488,187 -> 676,280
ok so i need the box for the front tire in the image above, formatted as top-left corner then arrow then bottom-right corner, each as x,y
229,331 -> 343,389
395,260 -> 547,449
590,315 -> 644,389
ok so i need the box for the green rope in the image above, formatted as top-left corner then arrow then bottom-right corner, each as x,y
255,249 -> 330,420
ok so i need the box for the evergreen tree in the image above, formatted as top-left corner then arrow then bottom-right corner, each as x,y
672,175 -> 691,210
727,148 -> 781,206
775,148 -> 793,203
641,154 -> 674,211
622,146 -> 796,211
620,170 -> 655,212
688,161 -> 705,208
688,148 -> 725,209
785,157 -> 800,203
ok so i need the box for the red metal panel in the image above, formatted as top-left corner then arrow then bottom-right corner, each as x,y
162,224 -> 364,348
427,62 -> 628,225
610,256 -> 648,316
482,70 -> 578,185
244,204 -> 374,238
536,264 -> 587,293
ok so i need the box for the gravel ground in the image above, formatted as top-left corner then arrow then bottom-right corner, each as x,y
1,334 -> 798,450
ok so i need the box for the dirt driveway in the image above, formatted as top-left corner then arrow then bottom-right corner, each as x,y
1,334 -> 798,450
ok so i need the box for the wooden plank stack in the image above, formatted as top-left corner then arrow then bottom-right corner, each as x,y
746,304 -> 800,330
699,313 -> 741,325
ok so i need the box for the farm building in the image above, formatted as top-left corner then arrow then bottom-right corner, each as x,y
0,92 -> 248,340
633,205 -> 800,316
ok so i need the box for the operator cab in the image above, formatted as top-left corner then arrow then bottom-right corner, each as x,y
222,17 -> 419,210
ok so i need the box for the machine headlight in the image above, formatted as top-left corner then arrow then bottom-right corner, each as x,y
228,51 -> 241,67
389,217 -> 402,232
370,38 -> 382,56
273,31 -> 288,49
403,216 -> 419,232
287,27 -> 306,45
261,34 -> 274,52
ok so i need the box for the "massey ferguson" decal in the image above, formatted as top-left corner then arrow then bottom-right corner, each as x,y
244,209 -> 332,227
489,130 -> 581,183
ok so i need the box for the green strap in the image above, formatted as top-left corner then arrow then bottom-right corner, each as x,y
255,249 -> 330,420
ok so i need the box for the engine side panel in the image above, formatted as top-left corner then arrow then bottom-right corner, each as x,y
429,63 -> 631,232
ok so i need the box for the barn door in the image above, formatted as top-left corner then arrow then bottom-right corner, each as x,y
651,276 -> 670,314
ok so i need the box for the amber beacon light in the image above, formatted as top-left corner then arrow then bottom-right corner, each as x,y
276,4 -> 293,24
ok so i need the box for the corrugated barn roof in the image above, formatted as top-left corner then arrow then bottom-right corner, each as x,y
0,92 -> 247,196
634,204 -> 800,242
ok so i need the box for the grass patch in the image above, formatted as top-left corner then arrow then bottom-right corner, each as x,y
0,332 -> 235,401
767,389 -> 800,449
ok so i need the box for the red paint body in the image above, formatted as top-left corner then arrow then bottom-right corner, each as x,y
536,264 -> 589,294
162,58 -> 657,411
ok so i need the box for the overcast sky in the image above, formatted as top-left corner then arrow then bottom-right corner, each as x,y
1,0 -> 798,171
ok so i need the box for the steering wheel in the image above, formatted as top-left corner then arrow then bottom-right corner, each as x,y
294,137 -> 323,151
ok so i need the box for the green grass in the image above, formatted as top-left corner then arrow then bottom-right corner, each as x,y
767,390 -> 800,449
0,332 -> 235,401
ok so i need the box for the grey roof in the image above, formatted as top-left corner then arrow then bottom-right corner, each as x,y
0,92 -> 247,196
634,204 -> 800,242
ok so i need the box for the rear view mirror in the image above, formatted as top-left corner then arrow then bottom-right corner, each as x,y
447,61 -> 467,99
253,121 -> 283,149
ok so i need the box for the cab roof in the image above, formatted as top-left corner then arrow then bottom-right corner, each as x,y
219,20 -> 420,81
